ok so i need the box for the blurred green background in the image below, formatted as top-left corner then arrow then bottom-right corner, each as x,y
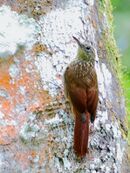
111,0 -> 130,141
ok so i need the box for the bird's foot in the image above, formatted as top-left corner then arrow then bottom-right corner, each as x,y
81,113 -> 86,123
89,123 -> 95,134
87,149 -> 94,161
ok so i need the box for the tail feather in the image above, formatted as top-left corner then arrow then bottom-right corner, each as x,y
74,111 -> 90,157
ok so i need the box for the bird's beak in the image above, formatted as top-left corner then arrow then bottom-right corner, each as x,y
73,36 -> 82,47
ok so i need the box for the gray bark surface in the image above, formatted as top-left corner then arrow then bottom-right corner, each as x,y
0,0 -> 129,173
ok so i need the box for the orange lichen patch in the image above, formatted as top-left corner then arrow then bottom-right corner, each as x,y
0,56 -> 46,142
15,151 -> 31,170
37,90 -> 51,106
0,51 -> 53,146
0,62 -> 18,116
27,90 -> 51,113
38,147 -> 46,166
1,100 -> 12,115
32,42 -> 53,55
0,0 -> 53,18
0,59 -> 17,91
30,150 -> 37,158
32,43 -> 48,54
0,70 -> 11,89
13,54 -> 52,111
15,150 -> 46,170
5,125 -> 16,137
0,125 -> 16,145
15,94 -> 25,104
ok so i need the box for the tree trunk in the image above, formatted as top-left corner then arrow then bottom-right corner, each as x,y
0,0 -> 129,173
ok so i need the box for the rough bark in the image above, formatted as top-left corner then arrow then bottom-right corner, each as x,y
0,0 -> 129,173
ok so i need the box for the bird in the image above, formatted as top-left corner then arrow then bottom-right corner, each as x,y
64,36 -> 98,158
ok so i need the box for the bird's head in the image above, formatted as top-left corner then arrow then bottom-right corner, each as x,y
73,36 -> 95,62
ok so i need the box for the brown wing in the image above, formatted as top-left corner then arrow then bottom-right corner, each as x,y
87,87 -> 98,123
67,83 -> 87,113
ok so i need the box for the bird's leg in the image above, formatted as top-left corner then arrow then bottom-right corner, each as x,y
89,123 -> 94,134
81,113 -> 86,123
90,112 -> 96,133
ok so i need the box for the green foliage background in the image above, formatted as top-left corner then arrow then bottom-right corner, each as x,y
111,0 -> 130,142
112,0 -> 130,12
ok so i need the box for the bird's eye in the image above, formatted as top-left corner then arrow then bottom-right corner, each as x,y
86,47 -> 90,50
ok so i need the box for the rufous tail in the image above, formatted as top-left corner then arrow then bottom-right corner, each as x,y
74,111 -> 90,157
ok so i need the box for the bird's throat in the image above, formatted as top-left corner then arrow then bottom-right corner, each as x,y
77,48 -> 90,61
